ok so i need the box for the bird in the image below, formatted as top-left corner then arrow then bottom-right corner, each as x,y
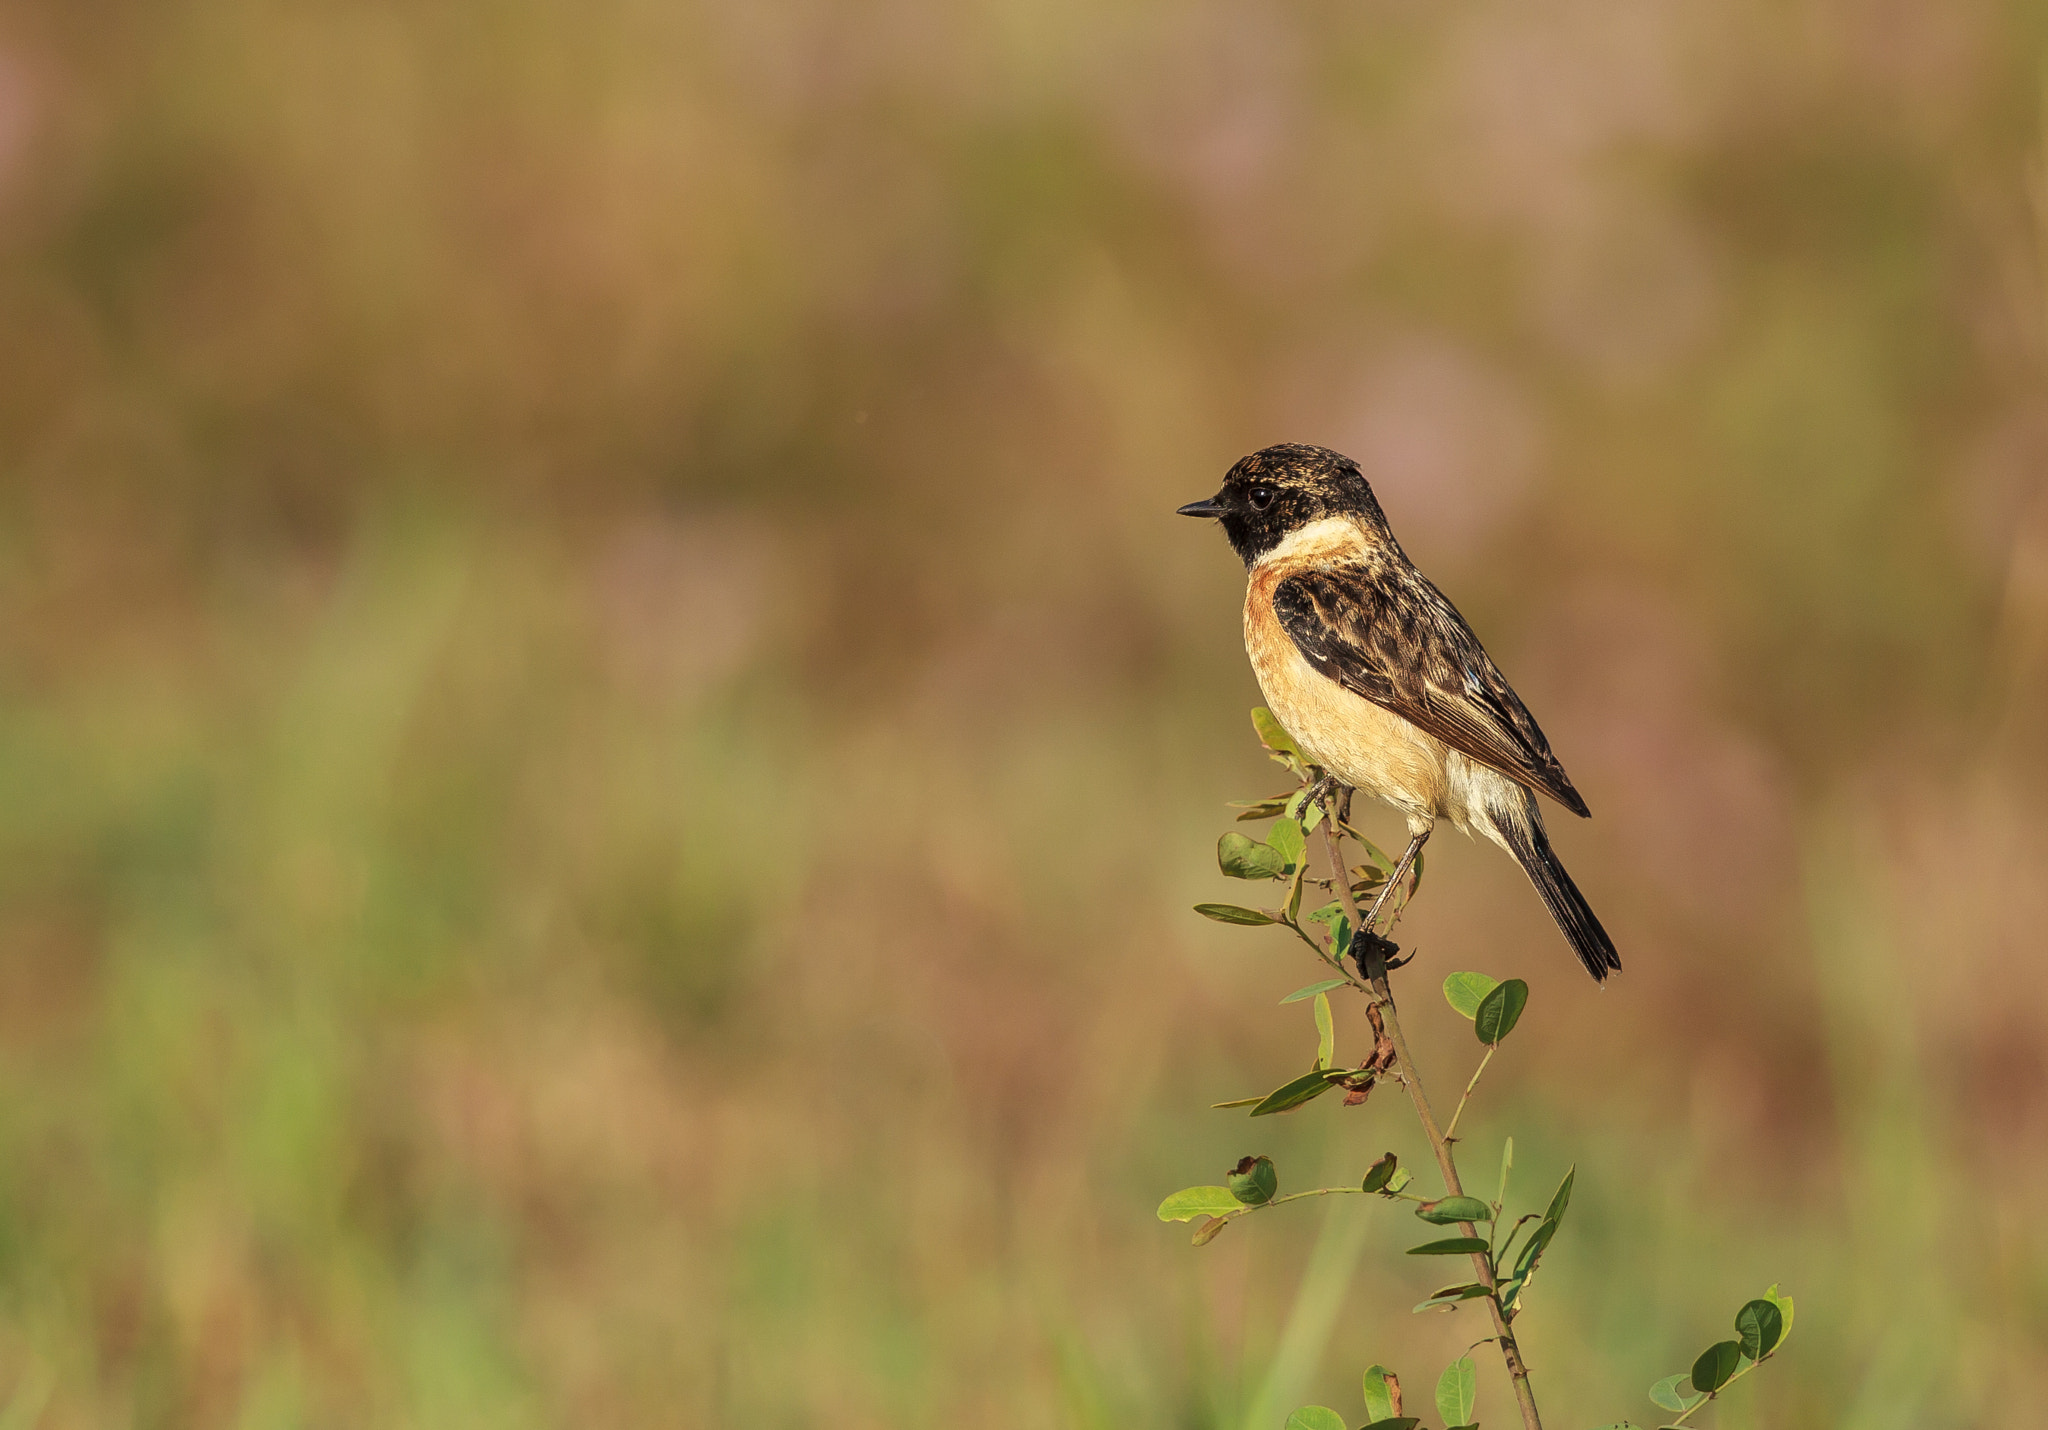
1178,442 -> 1620,982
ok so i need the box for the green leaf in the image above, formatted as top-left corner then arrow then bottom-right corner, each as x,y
1361,1421 -> 1420,1430
1543,1166 -> 1576,1227
1251,1071 -> 1337,1116
1736,1299 -> 1784,1358
1384,1166 -> 1412,1194
1282,978 -> 1349,1003
1209,1096 -> 1263,1109
1361,1365 -> 1399,1422
1407,1237 -> 1490,1255
1435,1356 -> 1477,1426
1194,903 -> 1275,925
1301,795 -> 1326,833
1307,901 -> 1354,957
1513,1219 -> 1557,1275
1412,1283 -> 1490,1312
1649,1373 -> 1704,1413
1691,1341 -> 1744,1394
1282,1409 -> 1346,1430
1251,707 -> 1301,757
1314,993 -> 1335,1069
1267,818 -> 1306,871
1229,795 -> 1293,820
1156,1187 -> 1242,1222
1764,1283 -> 1795,1347
1497,1136 -> 1514,1210
1217,832 -> 1287,881
1361,1153 -> 1400,1194
1442,972 -> 1499,1019
1415,1196 -> 1494,1225
1226,1155 -> 1277,1205
1285,860 -> 1306,921
1474,978 -> 1530,1044
1190,1216 -> 1229,1246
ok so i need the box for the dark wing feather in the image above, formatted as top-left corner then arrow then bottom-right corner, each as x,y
1272,565 -> 1590,816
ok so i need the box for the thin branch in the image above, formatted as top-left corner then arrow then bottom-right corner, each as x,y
1318,810 -> 1545,1430
1442,1046 -> 1497,1143
1226,1185 -> 1370,1223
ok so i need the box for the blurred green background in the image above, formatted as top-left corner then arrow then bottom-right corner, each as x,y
0,1 -> 2045,1426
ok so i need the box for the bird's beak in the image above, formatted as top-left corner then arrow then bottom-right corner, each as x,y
1177,494 -> 1226,518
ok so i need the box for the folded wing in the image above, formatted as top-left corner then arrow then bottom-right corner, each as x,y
1272,565 -> 1591,817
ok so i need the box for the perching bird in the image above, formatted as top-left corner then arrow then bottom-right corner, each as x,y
1178,442 -> 1620,982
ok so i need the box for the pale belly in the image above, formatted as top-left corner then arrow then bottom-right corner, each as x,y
1249,636 -> 1517,848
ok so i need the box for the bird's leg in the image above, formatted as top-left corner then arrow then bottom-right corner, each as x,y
1358,828 -> 1430,939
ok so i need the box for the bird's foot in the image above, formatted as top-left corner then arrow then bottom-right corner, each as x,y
1292,774 -> 1341,822
1351,930 -> 1406,976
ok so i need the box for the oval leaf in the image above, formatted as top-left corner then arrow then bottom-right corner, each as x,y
1190,1216 -> 1228,1246
1217,832 -> 1288,881
1227,1155 -> 1277,1206
1442,971 -> 1499,1019
1361,1153 -> 1400,1194
1691,1340 -> 1744,1394
1156,1187 -> 1241,1222
1362,1420 -> 1421,1430
1474,978 -> 1530,1044
1415,1196 -> 1494,1225
1252,1070 -> 1337,1117
1194,903 -> 1275,925
1251,707 -> 1301,757
1314,992 -> 1335,1068
1434,1356 -> 1477,1426
1764,1283 -> 1795,1346
1649,1373 -> 1703,1413
1283,1409 -> 1345,1430
1361,1365 -> 1400,1422
1736,1298 -> 1784,1359
1407,1237 -> 1490,1256
1267,818 -> 1306,871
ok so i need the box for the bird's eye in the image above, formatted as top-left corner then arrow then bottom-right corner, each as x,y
1247,485 -> 1276,511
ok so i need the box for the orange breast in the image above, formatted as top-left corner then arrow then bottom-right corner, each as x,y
1243,563 -> 1450,826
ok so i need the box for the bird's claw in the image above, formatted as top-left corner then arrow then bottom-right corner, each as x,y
1351,930 -> 1407,975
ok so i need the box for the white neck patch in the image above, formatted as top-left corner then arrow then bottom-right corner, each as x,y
1257,515 -> 1371,567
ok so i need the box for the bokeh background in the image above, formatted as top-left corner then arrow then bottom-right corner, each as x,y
0,1 -> 2045,1426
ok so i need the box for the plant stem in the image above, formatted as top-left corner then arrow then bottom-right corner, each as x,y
1318,815 -> 1545,1430
1233,1185 -> 1368,1220
1442,1047 -> 1496,1143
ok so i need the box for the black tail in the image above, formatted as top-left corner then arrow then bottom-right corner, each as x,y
1497,794 -> 1621,983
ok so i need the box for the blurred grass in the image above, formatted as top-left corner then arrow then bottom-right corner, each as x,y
0,1 -> 2047,1426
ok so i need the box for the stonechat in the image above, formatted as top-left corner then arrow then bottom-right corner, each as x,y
1180,443 -> 1619,981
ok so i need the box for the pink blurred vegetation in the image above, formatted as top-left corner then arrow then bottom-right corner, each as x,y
0,0 -> 2045,1426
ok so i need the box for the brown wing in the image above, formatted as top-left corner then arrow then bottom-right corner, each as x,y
1272,565 -> 1590,816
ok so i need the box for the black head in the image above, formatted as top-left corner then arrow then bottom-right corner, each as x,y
1177,443 -> 1391,566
